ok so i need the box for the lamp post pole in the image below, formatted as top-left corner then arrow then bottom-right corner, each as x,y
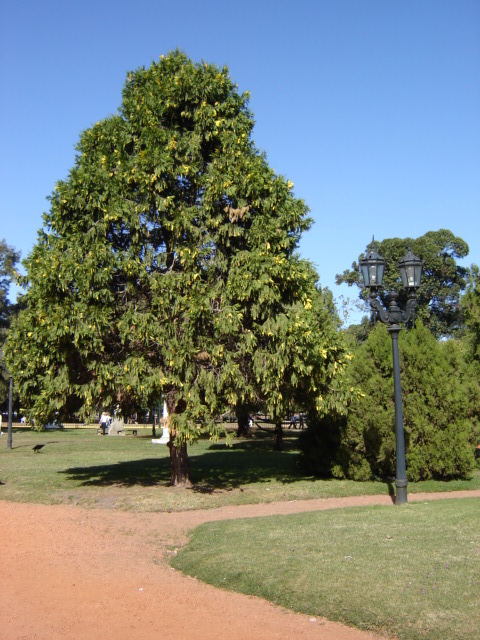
360,241 -> 422,505
7,375 -> 13,449
0,347 -> 14,449
389,322 -> 407,504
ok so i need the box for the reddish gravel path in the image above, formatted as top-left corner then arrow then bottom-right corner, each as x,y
1,490 -> 479,640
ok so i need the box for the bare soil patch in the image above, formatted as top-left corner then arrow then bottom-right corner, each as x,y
2,490 -> 478,640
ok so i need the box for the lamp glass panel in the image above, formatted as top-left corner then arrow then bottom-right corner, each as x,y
415,263 -> 422,286
406,265 -> 416,287
361,264 -> 369,286
376,263 -> 385,286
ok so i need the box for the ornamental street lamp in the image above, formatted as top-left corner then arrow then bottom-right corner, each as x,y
360,239 -> 423,505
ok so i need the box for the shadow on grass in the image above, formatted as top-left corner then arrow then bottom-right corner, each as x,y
61,434 -> 399,495
62,457 -> 172,487
61,442 -> 309,491
189,448 -> 305,492
208,436 -> 300,454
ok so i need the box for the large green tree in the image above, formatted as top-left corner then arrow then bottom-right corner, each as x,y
0,239 -> 20,408
336,230 -> 470,338
0,239 -> 19,332
5,51 -> 348,485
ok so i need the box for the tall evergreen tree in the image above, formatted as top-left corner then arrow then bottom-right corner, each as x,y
0,239 -> 20,407
462,265 -> 480,362
5,52 -> 348,484
0,240 -> 19,331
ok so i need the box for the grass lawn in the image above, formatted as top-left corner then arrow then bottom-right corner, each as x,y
172,499 -> 480,640
0,427 -> 479,511
1,426 -> 479,639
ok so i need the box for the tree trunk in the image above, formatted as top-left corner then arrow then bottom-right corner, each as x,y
236,405 -> 250,437
168,434 -> 191,487
164,393 -> 192,487
273,420 -> 283,451
151,405 -> 156,438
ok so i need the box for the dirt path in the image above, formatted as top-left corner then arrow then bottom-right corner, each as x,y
1,490 -> 479,640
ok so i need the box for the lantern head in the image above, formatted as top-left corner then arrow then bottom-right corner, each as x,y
360,239 -> 385,290
398,244 -> 422,291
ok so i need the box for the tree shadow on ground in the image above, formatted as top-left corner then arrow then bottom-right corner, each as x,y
208,436 -> 300,454
61,442 -> 308,490
61,457 -> 172,487
188,449 -> 305,492
61,434 -> 398,495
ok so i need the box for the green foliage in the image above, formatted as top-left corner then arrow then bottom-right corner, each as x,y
4,52 -> 348,448
336,230 -> 471,338
461,265 -> 480,362
0,239 -> 20,331
0,239 -> 20,406
300,322 -> 479,481
400,324 -> 479,480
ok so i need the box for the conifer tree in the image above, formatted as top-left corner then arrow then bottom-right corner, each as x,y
300,322 -> 479,481
5,52 -> 348,484
462,265 -> 480,362
0,239 -> 20,407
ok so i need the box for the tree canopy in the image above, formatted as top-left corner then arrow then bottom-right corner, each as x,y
336,230 -> 470,338
0,240 -> 19,333
5,51 -> 348,484
461,265 -> 480,362
0,239 -> 20,406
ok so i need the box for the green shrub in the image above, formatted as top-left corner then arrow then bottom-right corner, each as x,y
300,322 -> 479,481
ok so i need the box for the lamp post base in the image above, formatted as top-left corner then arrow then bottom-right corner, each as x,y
395,478 -> 408,505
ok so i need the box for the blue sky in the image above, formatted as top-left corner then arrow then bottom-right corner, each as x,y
1,0 -> 479,322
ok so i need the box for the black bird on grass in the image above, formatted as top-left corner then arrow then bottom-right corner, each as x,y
32,444 -> 45,453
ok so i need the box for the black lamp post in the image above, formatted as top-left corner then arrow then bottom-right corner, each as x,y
0,347 -> 13,449
360,239 -> 422,505
7,375 -> 13,449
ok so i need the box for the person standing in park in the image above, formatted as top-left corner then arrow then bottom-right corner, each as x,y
99,412 -> 111,435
